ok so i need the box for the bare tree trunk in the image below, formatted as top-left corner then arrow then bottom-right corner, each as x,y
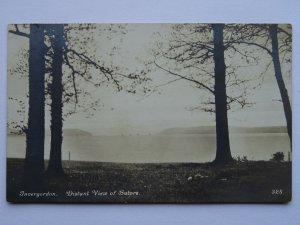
212,24 -> 233,164
270,24 -> 292,149
47,24 -> 65,176
25,24 -> 46,189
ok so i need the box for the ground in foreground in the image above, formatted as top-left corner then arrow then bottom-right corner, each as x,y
7,158 -> 291,203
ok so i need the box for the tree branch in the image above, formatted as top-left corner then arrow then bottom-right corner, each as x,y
8,28 -> 30,38
154,78 -> 183,88
230,40 -> 272,56
154,61 -> 215,95
62,49 -> 79,110
277,27 -> 292,39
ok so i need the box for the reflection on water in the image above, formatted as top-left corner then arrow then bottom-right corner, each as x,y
7,133 -> 290,163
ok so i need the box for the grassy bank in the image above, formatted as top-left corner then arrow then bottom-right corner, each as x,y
7,158 -> 291,203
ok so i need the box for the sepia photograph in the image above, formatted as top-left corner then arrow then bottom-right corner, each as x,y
6,23 -> 292,203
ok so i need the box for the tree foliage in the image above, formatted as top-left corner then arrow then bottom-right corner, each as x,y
153,24 -> 263,113
8,24 -> 152,130
230,24 -> 292,145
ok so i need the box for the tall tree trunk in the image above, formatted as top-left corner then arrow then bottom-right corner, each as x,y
270,24 -> 292,149
47,24 -> 65,176
212,24 -> 233,164
25,24 -> 46,188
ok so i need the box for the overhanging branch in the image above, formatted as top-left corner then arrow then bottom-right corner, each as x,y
8,26 -> 30,38
230,40 -> 272,56
154,61 -> 215,95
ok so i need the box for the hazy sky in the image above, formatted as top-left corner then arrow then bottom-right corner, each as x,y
7,24 -> 292,135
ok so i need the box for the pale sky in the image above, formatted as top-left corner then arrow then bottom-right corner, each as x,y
7,24 -> 292,135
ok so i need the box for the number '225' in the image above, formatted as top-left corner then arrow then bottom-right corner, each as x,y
272,189 -> 283,195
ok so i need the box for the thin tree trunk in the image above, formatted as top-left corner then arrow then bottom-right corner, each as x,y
47,24 -> 65,176
270,24 -> 292,149
212,24 -> 233,164
25,24 -> 46,189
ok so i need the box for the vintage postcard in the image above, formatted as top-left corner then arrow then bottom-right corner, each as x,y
7,23 -> 292,203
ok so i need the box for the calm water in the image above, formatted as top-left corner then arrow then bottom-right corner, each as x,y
7,133 -> 290,163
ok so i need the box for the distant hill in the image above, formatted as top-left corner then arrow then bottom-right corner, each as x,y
8,128 -> 93,136
46,129 -> 93,136
230,126 -> 288,134
159,126 -> 288,135
160,126 -> 216,135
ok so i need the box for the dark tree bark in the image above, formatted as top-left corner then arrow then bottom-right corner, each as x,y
47,24 -> 65,176
24,24 -> 46,188
269,24 -> 292,149
212,24 -> 233,164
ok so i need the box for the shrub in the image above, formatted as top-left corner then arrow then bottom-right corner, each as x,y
271,152 -> 284,162
234,155 -> 248,163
